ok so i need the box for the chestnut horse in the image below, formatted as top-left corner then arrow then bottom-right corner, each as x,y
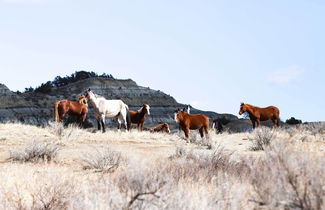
54,95 -> 88,124
128,104 -> 150,131
174,109 -> 209,138
150,123 -> 170,133
239,103 -> 280,128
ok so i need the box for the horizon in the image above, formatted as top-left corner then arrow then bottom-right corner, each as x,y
1,0 -> 324,122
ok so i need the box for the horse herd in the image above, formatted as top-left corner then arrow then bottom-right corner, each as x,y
54,88 -> 281,139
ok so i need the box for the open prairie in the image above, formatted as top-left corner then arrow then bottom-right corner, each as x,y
0,122 -> 324,209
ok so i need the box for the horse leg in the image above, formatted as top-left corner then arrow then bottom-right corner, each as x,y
252,120 -> 256,129
96,116 -> 101,131
101,115 -> 106,133
256,119 -> 260,128
183,127 -> 190,139
199,127 -> 204,138
119,108 -> 128,131
271,118 -> 277,127
276,118 -> 280,127
80,114 -> 87,128
116,117 -> 122,131
77,116 -> 82,128
140,122 -> 144,131
204,125 -> 209,138
59,112 -> 65,123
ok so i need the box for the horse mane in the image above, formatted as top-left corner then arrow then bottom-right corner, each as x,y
94,93 -> 105,99
137,107 -> 144,113
243,103 -> 260,109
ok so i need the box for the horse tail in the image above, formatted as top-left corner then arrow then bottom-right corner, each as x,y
54,101 -> 60,122
276,107 -> 281,127
125,105 -> 131,130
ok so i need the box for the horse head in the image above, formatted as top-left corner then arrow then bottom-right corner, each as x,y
84,88 -> 95,100
143,104 -> 150,115
239,102 -> 246,115
174,108 -> 185,122
164,123 -> 170,133
78,95 -> 88,105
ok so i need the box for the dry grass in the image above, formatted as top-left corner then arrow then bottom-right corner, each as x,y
0,122 -> 324,209
8,141 -> 61,163
82,146 -> 124,173
249,127 -> 276,150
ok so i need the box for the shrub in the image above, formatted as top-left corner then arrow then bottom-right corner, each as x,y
1,170 -> 75,210
116,167 -> 168,210
249,140 -> 325,209
8,141 -> 61,163
249,127 -> 276,151
286,117 -> 302,125
82,147 -> 122,173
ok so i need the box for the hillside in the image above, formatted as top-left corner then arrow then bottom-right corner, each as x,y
0,72 -> 238,128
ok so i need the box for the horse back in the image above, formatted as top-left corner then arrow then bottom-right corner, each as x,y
67,101 -> 88,115
187,114 -> 209,129
128,110 -> 143,123
259,106 -> 280,120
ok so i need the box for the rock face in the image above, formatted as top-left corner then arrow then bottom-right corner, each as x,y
0,77 -> 238,129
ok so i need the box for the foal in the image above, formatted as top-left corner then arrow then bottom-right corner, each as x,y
128,104 -> 150,131
174,109 -> 209,139
150,123 -> 170,133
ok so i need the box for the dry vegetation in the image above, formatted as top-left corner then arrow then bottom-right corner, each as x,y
0,122 -> 324,209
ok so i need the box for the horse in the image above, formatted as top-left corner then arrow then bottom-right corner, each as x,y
182,105 -> 191,114
128,104 -> 150,131
239,103 -> 280,128
150,123 -> 170,133
54,95 -> 88,125
85,89 -> 131,132
174,109 -> 209,139
212,119 -> 223,134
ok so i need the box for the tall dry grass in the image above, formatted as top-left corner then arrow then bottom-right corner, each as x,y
0,122 -> 324,209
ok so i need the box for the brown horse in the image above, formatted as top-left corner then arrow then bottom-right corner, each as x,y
174,109 -> 209,138
239,103 -> 280,128
150,123 -> 170,133
54,95 -> 88,124
128,104 -> 150,131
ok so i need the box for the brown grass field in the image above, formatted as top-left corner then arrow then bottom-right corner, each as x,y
0,122 -> 324,209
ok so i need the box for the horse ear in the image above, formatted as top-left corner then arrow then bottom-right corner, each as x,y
88,88 -> 91,91
240,102 -> 244,106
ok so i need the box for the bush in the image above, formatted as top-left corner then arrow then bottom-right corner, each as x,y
286,117 -> 302,125
8,141 -> 61,163
249,127 -> 276,151
249,140 -> 325,209
1,170 -> 76,210
82,147 -> 123,173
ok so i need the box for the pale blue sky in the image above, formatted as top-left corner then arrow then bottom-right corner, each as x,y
0,0 -> 324,121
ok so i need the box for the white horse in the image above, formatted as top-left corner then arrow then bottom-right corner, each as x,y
85,89 -> 131,132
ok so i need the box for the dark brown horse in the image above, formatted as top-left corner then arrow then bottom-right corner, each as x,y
128,104 -> 150,131
54,95 -> 88,124
174,109 -> 209,138
150,123 -> 170,133
239,103 -> 280,128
